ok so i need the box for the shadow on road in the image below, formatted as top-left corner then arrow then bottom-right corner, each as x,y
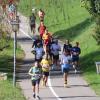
16,58 -> 35,80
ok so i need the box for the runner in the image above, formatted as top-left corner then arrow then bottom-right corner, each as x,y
50,39 -> 61,69
38,21 -> 46,39
41,55 -> 51,87
29,10 -> 36,34
63,39 -> 72,53
61,50 -> 72,87
38,9 -> 45,21
34,42 -> 44,63
32,35 -> 43,48
71,42 -> 81,73
42,29 -> 52,56
28,61 -> 42,99
31,36 -> 43,60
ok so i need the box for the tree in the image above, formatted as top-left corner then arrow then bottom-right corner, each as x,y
81,0 -> 100,44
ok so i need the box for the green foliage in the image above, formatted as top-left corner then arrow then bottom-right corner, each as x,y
81,0 -> 100,44
0,28 -> 10,50
18,0 -> 90,32
0,40 -> 25,100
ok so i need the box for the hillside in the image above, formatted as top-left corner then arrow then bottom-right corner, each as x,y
18,0 -> 100,95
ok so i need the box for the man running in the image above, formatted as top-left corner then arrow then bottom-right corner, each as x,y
61,50 -> 72,87
50,39 -> 61,69
63,39 -> 72,53
32,35 -> 43,48
38,9 -> 45,21
71,42 -> 81,73
42,29 -> 52,55
38,21 -> 46,39
29,10 -> 36,34
34,43 -> 44,63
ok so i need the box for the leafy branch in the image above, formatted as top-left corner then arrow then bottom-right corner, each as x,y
81,0 -> 100,44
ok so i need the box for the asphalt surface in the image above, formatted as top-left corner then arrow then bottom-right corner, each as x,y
16,13 -> 100,100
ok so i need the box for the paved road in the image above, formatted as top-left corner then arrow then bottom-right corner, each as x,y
16,14 -> 100,100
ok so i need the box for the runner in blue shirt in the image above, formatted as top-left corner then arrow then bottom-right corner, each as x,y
63,39 -> 72,53
71,42 -> 81,73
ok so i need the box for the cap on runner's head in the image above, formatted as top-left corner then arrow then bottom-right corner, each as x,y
32,8 -> 36,13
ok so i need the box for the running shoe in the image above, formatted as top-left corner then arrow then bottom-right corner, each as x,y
36,95 -> 40,100
64,81 -> 67,87
33,94 -> 35,98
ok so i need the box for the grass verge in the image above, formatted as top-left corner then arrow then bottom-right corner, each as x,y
0,40 -> 26,100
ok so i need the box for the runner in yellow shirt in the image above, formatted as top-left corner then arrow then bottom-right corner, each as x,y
41,55 -> 51,86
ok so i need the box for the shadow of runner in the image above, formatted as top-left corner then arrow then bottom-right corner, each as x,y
16,58 -> 35,80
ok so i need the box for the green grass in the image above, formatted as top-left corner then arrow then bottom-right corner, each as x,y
18,0 -> 90,32
0,40 -> 25,100
18,0 -> 100,96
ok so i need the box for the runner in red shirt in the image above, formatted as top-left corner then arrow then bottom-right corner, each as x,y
38,21 -> 46,39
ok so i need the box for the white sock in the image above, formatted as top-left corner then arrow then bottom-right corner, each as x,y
36,93 -> 39,96
33,92 -> 35,95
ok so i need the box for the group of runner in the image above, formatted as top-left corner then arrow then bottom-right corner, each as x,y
28,9 -> 81,99
1,2 -> 82,100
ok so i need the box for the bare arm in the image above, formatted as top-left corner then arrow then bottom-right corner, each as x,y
28,68 -> 35,76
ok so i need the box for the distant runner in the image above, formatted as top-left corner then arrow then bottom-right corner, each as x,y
38,9 -> 45,21
29,10 -> 36,34
38,21 -> 46,39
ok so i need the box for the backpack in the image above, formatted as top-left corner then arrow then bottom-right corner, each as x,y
30,15 -> 36,25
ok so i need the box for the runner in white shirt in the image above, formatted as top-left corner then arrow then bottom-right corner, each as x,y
61,50 -> 72,87
50,39 -> 61,69
34,43 -> 44,63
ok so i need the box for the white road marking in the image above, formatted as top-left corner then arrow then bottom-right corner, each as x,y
20,28 -> 62,100
48,77 -> 62,100
20,29 -> 33,40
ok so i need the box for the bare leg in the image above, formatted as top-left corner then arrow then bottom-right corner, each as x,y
64,72 -> 68,87
42,75 -> 45,86
36,84 -> 39,96
32,85 -> 35,93
44,76 -> 48,86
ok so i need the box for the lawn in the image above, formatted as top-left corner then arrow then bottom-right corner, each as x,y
18,0 -> 100,95
0,40 -> 25,100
